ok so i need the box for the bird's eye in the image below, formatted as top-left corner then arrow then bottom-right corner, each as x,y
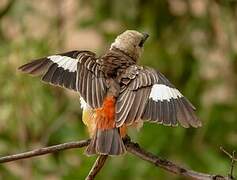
138,40 -> 144,47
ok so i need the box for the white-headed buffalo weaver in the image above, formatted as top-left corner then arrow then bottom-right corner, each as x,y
19,30 -> 201,156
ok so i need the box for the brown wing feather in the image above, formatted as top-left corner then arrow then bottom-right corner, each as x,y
19,50 -> 107,108
116,66 -> 201,128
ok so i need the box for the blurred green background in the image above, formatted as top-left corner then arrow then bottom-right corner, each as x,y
0,0 -> 237,179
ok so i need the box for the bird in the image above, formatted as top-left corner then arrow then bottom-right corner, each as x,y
18,30 -> 202,156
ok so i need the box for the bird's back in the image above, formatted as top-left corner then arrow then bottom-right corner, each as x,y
98,48 -> 137,79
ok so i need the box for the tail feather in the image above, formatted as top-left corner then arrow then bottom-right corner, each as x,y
85,96 -> 126,156
86,128 -> 126,156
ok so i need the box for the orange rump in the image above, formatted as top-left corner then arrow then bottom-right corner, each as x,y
96,96 -> 116,130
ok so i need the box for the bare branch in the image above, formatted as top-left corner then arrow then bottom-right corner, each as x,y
124,138 -> 231,180
0,137 -> 234,180
86,155 -> 108,180
0,139 -> 90,163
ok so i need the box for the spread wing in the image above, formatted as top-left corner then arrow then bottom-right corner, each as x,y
18,50 -> 107,108
116,66 -> 201,128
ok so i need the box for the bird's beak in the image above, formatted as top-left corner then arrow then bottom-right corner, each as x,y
142,32 -> 149,41
139,32 -> 149,47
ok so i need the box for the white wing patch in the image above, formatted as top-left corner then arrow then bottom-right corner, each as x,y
48,55 -> 78,72
149,84 -> 183,102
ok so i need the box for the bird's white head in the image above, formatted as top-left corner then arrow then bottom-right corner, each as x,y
110,30 -> 149,61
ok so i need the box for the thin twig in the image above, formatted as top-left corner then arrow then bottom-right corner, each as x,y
220,147 -> 237,161
0,139 -> 90,163
230,151 -> 236,180
86,155 -> 108,180
220,147 -> 237,179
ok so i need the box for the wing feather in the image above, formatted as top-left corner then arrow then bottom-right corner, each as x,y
19,51 -> 107,108
116,66 -> 201,128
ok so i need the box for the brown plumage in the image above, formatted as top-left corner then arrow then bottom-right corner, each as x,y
18,30 -> 201,156
99,48 -> 136,78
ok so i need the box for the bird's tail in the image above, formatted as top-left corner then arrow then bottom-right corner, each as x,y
85,96 -> 126,156
86,128 -> 126,155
